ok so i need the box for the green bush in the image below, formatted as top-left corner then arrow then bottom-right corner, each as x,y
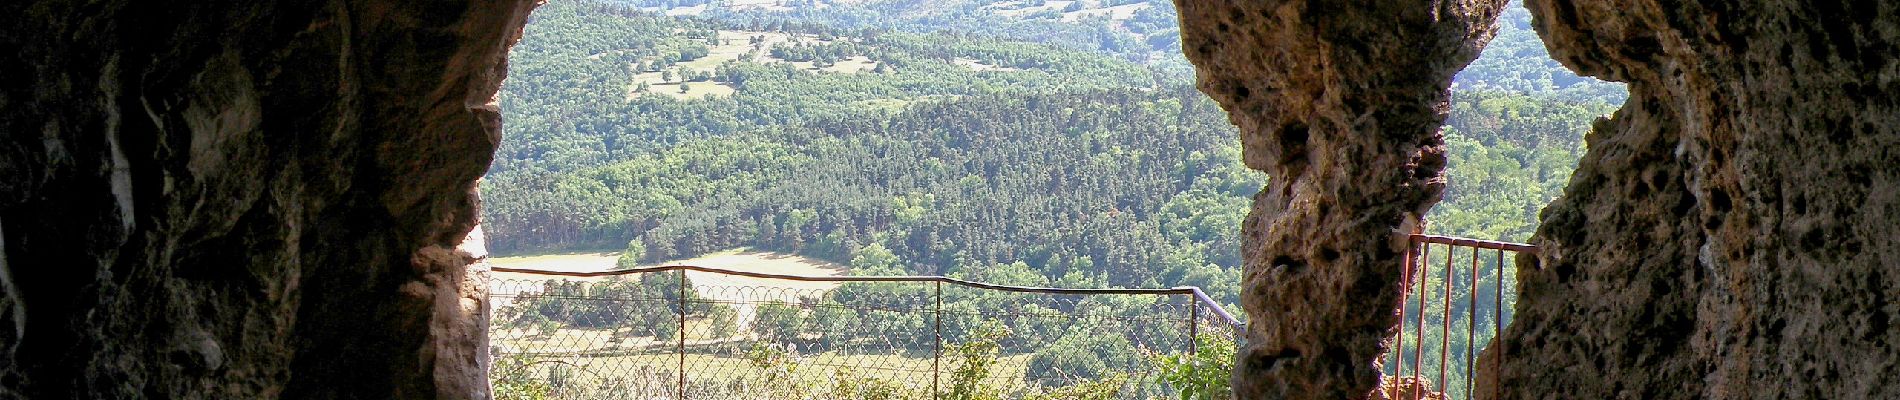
831,368 -> 914,400
491,355 -> 553,400
1154,334 -> 1237,400
1023,375 -> 1125,400
707,304 -> 738,338
947,323 -> 1010,400
753,300 -> 806,344
1026,331 -> 1140,387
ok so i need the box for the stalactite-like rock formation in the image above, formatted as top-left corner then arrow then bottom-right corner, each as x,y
1483,1 -> 1900,398
1173,1 -> 1509,398
0,1 -> 535,398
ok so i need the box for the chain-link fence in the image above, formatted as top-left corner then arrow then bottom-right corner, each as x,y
487,266 -> 1243,399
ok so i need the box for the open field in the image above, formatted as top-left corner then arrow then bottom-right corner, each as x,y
626,30 -> 872,99
491,248 -> 849,328
726,0 -> 795,12
953,57 -> 1019,72
659,248 -> 847,290
490,251 -> 621,280
635,82 -> 737,99
789,55 -> 877,74
984,0 -> 1149,22
492,316 -> 745,354
987,0 -> 1076,17
1061,2 -> 1149,22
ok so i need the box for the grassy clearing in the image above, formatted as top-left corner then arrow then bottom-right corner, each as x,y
491,248 -> 848,325
1061,2 -> 1149,22
987,0 -> 1076,17
953,57 -> 1019,72
490,252 -> 621,279
984,0 -> 1149,22
819,56 -> 878,73
635,82 -> 738,100
726,0 -> 795,12
625,30 -> 869,100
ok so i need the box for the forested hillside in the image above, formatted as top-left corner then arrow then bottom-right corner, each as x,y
485,0 -> 1622,397
485,0 -> 1621,310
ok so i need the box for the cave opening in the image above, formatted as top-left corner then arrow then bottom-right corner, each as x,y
10,0 -> 1892,398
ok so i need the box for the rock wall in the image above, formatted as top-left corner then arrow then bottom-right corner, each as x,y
0,0 -> 535,398
1173,1 -> 1509,398
1484,1 -> 1900,398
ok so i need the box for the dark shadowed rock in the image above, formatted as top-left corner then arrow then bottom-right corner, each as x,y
1481,1 -> 1900,398
0,0 -> 534,398
1172,0 -> 1508,398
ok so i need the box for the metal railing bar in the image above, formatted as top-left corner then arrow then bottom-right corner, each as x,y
1394,239 -> 1414,380
676,270 -> 688,400
1408,234 -> 1536,253
496,265 -> 1188,294
487,294 -> 677,302
935,311 -> 1190,324
495,295 -> 1202,322
492,265 -> 1245,330
1438,242 -> 1453,394
1466,244 -> 1482,400
1411,242 -> 1431,400
1185,287 -> 1245,335
1466,245 -> 1479,400
503,352 -> 942,376
931,280 -> 942,398
1495,247 -> 1505,400
1188,294 -> 1200,355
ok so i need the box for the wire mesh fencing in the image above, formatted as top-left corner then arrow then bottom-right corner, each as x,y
1384,234 -> 1535,400
486,266 -> 1243,400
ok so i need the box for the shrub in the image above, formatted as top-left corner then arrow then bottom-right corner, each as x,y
1026,331 -> 1139,387
492,355 -> 553,400
947,322 -> 1010,400
1153,334 -> 1237,400
753,301 -> 806,344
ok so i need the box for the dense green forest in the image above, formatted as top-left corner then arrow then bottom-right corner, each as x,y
485,0 -> 1622,397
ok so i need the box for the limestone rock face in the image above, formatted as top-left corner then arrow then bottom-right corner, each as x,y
1368,376 -> 1445,400
0,1 -> 534,398
1173,1 -> 1508,398
1484,1 -> 1900,398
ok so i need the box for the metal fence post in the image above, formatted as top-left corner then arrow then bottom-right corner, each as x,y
1495,248 -> 1505,400
932,280 -> 943,398
1395,237 -> 1414,380
1187,293 -> 1200,356
1412,244 -> 1432,400
1467,246 -> 1480,400
677,269 -> 688,400
1439,244 -> 1454,396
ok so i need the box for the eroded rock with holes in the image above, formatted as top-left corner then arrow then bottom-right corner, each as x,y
1173,0 -> 1509,398
0,1 -> 534,398
1480,1 -> 1900,398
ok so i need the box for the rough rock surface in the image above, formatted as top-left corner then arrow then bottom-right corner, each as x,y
1368,376 -> 1445,400
1173,0 -> 1508,398
0,1 -> 535,398
1482,1 -> 1900,398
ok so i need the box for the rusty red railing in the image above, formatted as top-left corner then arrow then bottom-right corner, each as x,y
1390,234 -> 1535,400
